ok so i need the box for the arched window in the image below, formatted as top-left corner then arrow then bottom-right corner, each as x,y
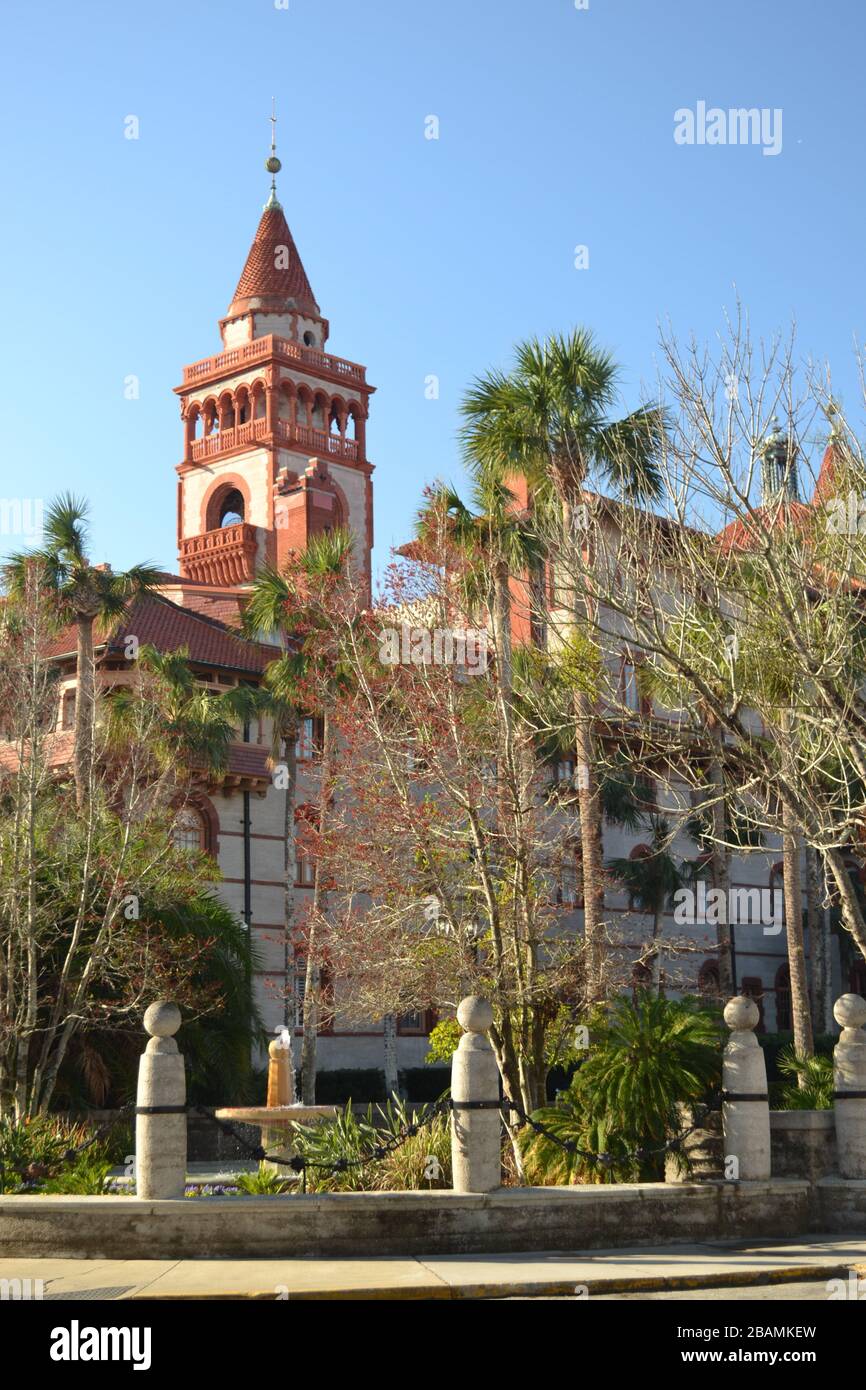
219,489 -> 245,527
173,806 -> 207,854
697,960 -> 720,996
632,960 -> 653,997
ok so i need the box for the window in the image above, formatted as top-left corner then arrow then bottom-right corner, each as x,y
397,1009 -> 436,1035
294,716 -> 322,762
697,960 -> 720,996
555,757 -> 575,787
622,660 -> 640,712
294,805 -> 318,886
173,806 -> 207,854
558,848 -> 584,908
292,953 -> 333,1032
775,964 -> 792,1032
61,688 -> 76,731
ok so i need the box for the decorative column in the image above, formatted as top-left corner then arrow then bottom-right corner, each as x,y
135,1001 -> 186,1200
833,993 -> 866,1179
450,995 -> 501,1193
722,996 -> 771,1180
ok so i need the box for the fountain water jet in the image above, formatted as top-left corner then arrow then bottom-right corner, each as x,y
216,1028 -> 336,1176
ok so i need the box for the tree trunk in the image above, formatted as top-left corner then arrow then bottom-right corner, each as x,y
708,744 -> 734,995
781,808 -> 814,1063
824,845 -> 866,963
281,713 -> 299,1090
300,710 -> 333,1105
73,613 -> 96,808
575,690 -> 605,999
559,496 -> 606,1001
805,845 -> 826,1034
650,902 -> 663,995
383,1013 -> 399,1097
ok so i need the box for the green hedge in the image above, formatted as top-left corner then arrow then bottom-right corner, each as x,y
314,1069 -> 387,1104
399,1067 -> 450,1102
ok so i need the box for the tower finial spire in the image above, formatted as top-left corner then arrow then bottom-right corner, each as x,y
264,96 -> 282,210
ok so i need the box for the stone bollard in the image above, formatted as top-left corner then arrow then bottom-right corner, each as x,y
450,996 -> 501,1193
833,993 -> 866,1179
135,1000 -> 186,1199
722,996 -> 771,1180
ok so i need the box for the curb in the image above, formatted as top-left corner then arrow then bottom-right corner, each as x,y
128,1260 -> 866,1301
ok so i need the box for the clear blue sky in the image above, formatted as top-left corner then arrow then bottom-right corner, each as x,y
2,0 -> 864,581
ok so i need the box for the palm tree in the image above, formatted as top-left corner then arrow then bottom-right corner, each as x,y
606,816 -> 686,993
418,483 -> 548,1115
4,494 -> 161,807
460,330 -> 666,999
244,529 -> 355,1104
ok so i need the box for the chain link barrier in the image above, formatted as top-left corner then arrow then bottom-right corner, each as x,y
1,1093 -> 723,1191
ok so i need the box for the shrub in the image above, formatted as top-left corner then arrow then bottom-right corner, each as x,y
521,994 -> 722,1184
291,1095 -> 450,1192
233,1163 -> 294,1195
424,1019 -> 461,1065
777,1050 -> 834,1110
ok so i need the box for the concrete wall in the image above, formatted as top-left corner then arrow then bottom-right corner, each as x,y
1,1180 -> 863,1260
770,1110 -> 837,1182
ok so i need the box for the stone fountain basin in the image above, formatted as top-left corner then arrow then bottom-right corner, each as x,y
215,1106 -> 337,1127
215,1106 -> 339,1175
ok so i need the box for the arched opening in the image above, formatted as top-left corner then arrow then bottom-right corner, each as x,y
173,805 -> 207,854
218,489 -> 245,528
218,392 -> 235,432
303,330 -> 316,348
697,959 -> 720,996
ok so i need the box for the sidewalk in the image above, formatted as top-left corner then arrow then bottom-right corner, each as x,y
2,1237 -> 864,1300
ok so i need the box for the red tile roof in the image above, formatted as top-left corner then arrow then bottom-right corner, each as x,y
812,442 -> 842,505
227,204 -> 318,319
45,594 -> 280,675
716,501 -> 815,553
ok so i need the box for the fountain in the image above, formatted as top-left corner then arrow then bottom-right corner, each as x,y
215,1028 -> 337,1176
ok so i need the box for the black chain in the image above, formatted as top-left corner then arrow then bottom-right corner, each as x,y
498,1096 -> 723,1169
193,1099 -> 452,1185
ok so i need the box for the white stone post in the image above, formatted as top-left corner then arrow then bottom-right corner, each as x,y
833,993 -> 866,1179
450,996 -> 501,1193
135,1000 -> 186,1200
722,996 -> 771,1180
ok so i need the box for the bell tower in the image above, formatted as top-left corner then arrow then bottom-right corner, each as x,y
173,110 -> 375,604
